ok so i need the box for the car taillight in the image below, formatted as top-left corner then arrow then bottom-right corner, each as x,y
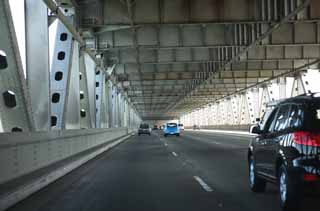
293,131 -> 320,147
304,173 -> 319,182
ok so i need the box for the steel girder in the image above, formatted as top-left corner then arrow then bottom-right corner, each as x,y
0,0 -> 142,133
86,0 -> 320,119
0,0 -> 34,132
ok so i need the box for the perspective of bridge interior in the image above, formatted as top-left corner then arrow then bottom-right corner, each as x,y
0,0 -> 320,211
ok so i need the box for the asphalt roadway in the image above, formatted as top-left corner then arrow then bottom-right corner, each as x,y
7,130 -> 318,211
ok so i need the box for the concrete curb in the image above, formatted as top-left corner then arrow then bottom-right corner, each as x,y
0,133 -> 134,211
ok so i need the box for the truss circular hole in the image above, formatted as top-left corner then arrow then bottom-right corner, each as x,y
2,90 -> 17,108
80,109 -> 86,117
96,70 -> 100,75
52,93 -> 60,103
60,33 -> 68,41
79,72 -> 82,80
51,116 -> 58,127
96,82 -> 99,87
96,95 -> 99,100
0,50 -> 8,69
80,91 -> 84,99
57,51 -> 66,60
55,71 -> 63,81
12,127 -> 23,132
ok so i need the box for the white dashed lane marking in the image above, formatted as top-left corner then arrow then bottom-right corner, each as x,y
193,176 -> 213,192
172,152 -> 178,157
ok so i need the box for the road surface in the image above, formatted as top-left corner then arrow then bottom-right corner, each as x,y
8,130 -> 318,211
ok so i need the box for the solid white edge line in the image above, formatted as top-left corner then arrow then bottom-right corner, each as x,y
172,152 -> 178,157
193,176 -> 213,192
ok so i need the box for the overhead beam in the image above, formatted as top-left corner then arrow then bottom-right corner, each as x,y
42,0 -> 99,64
164,0 -> 312,113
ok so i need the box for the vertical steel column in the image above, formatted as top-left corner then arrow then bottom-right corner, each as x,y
123,101 -> 128,127
285,77 -> 295,97
291,73 -> 306,96
300,69 -> 320,93
226,98 -> 234,125
252,88 -> 260,122
79,52 -> 92,129
84,54 -> 96,128
240,94 -> 250,125
100,75 -> 108,128
111,85 -> 117,127
247,89 -> 259,124
107,81 -> 113,127
259,86 -> 270,118
25,0 -> 50,131
216,102 -> 222,125
64,41 -> 80,129
279,77 -> 287,99
212,103 -> 218,125
120,95 -> 124,127
267,80 -> 280,102
50,14 -> 73,130
207,105 -> 213,126
220,100 -> 227,125
0,0 -> 34,132
95,69 -> 103,128
231,96 -> 241,125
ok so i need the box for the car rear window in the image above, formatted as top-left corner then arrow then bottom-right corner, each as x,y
305,101 -> 320,132
167,123 -> 177,127
140,124 -> 149,129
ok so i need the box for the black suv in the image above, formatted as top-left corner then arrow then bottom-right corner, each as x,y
248,94 -> 320,211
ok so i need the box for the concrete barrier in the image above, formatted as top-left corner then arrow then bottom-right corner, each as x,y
185,125 -> 251,132
0,127 -> 135,210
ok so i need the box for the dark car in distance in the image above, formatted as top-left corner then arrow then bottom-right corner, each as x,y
248,94 -> 320,211
138,124 -> 151,136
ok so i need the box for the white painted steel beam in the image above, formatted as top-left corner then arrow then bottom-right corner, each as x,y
25,0 -> 50,131
0,0 -> 34,132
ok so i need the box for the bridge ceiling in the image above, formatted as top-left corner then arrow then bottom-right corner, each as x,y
75,0 -> 320,120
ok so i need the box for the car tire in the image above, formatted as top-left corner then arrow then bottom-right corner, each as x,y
164,134 -> 167,137
176,134 -> 180,137
248,155 -> 267,192
278,165 -> 303,211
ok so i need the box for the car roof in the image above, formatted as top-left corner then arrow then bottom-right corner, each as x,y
277,93 -> 320,105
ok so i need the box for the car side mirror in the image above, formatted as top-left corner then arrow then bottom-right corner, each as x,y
250,125 -> 262,134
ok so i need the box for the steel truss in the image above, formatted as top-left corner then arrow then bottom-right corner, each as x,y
181,69 -> 320,127
0,0 -> 141,133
